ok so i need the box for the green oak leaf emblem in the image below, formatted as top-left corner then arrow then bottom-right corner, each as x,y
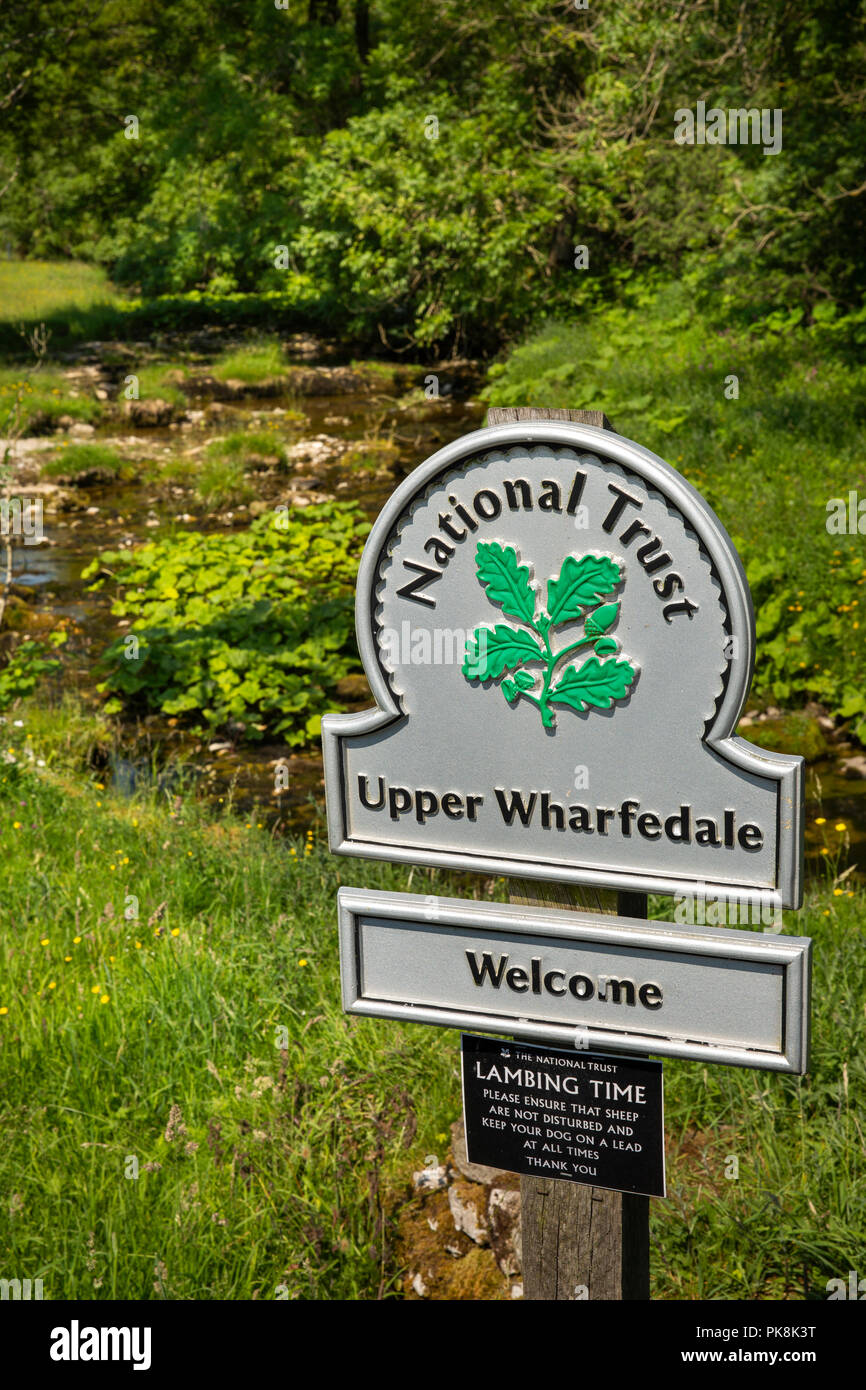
462,542 -> 637,729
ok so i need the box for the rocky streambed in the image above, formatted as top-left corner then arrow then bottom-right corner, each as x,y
2,335 -> 864,871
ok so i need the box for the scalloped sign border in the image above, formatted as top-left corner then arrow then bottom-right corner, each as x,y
322,422 -> 804,907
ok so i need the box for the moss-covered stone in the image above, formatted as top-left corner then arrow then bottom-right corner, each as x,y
743,711 -> 830,762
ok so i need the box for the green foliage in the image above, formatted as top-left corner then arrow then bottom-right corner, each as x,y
4,2 -> 863,351
81,502 -> 371,743
205,430 -> 287,468
486,282 -> 866,734
0,635 -> 65,708
133,364 -> 188,406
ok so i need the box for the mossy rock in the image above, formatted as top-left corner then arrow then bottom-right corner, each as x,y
745,711 -> 829,762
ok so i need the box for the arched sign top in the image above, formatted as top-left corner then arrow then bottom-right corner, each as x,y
324,423 -> 803,907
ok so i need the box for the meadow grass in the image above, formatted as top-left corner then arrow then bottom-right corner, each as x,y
159,432 -> 287,507
0,260 -> 121,327
0,696 -> 862,1300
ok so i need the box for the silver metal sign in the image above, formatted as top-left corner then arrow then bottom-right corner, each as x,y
338,888 -> 812,1073
323,422 -> 804,905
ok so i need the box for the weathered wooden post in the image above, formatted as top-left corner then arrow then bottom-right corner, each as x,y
323,402 -> 808,1304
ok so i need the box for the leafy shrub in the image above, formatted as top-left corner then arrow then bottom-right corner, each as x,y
81,502 -> 371,743
0,635 -> 66,708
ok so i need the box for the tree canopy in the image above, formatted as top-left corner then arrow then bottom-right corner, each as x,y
1,0 -> 864,349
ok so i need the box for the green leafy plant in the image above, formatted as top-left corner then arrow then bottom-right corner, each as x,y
0,634 -> 66,709
461,541 -> 637,728
82,502 -> 370,744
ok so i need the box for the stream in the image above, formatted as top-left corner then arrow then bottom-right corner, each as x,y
7,339 -> 865,879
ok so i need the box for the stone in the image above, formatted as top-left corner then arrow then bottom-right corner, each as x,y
448,1178 -> 490,1246
841,755 -> 866,779
450,1118 -> 510,1185
412,1163 -> 449,1194
123,398 -> 175,427
285,435 -> 345,467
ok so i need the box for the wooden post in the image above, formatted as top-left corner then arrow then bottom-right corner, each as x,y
486,405 -> 651,1302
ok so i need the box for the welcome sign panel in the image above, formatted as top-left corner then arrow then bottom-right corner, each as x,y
324,423 -> 803,905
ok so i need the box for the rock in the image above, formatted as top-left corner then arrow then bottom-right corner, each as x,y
285,435 -> 346,468
450,1119 -> 510,1185
51,467 -> 116,488
746,711 -> 829,762
448,1178 -> 490,1246
247,500 -> 270,518
410,1272 -> 428,1298
123,398 -> 175,427
284,334 -> 321,358
511,1283 -> 524,1299
287,366 -> 373,396
841,755 -> 866,779
412,1163 -> 449,1194
488,1185 -> 522,1276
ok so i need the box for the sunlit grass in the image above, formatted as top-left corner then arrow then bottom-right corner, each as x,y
0,366 -> 102,434
40,442 -> 127,481
0,695 -> 863,1300
0,258 -> 122,325
211,338 -> 288,384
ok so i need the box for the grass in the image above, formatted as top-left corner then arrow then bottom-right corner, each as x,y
0,366 -> 102,436
159,431 -> 287,507
206,430 -> 288,469
132,365 -> 188,408
0,699 -> 458,1300
211,339 -> 288,384
0,259 -> 330,357
486,282 -> 866,738
0,694 -> 863,1300
40,442 -> 127,483
193,453 -> 255,508
0,259 -> 122,325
